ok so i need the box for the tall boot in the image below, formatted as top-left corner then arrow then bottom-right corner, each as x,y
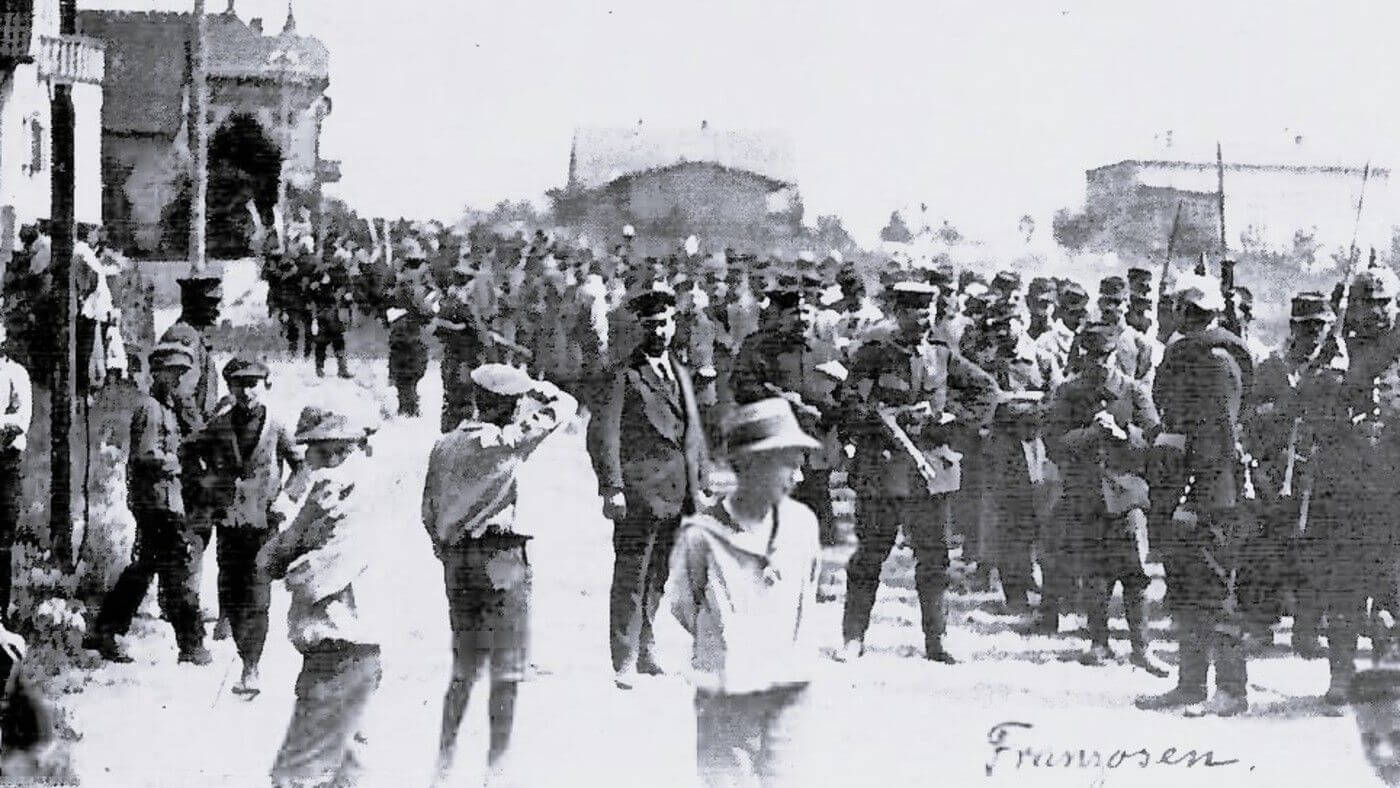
336,349 -> 352,378
920,589 -> 957,664
314,343 -> 327,377
1292,588 -> 1324,659
1325,614 -> 1359,705
1136,611 -> 1208,709
1124,585 -> 1169,677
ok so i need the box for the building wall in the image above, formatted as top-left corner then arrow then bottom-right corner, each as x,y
0,62 -> 104,246
557,162 -> 802,249
1088,161 -> 1393,253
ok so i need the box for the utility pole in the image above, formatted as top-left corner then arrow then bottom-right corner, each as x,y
189,0 -> 208,273
49,0 -> 78,568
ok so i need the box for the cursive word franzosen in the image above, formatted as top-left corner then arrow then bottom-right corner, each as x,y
985,721 -> 1243,777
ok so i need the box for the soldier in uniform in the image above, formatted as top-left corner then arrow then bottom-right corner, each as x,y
435,259 -> 489,433
1242,292 -> 1336,659
1092,276 -> 1155,381
1314,266 -> 1400,704
387,240 -> 439,417
308,248 -> 353,379
837,281 -> 998,665
1036,280 -> 1088,372
86,344 -> 211,665
1137,273 -> 1254,717
1025,277 -> 1058,341
285,247 -> 317,360
730,276 -> 843,545
1044,321 -> 1168,674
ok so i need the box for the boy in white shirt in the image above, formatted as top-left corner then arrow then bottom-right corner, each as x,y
666,397 -> 822,786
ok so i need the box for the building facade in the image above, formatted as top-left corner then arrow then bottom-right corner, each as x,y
0,0 -> 105,259
551,122 -> 802,253
78,4 -> 337,258
1085,159 -> 1393,259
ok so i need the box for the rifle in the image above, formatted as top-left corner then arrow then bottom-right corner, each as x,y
1157,201 -> 1183,344
1216,143 -> 1243,337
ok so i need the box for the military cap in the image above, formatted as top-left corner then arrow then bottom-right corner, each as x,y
984,300 -> 1020,326
797,250 -> 817,265
222,355 -> 270,382
628,288 -> 678,318
1127,267 -> 1153,284
926,263 -> 956,289
1078,321 -> 1123,354
1290,291 -> 1334,323
991,270 -> 1022,293
827,250 -> 845,265
1173,272 -> 1226,312
470,363 -> 534,396
994,390 -> 1046,424
1354,267 -> 1400,300
1027,277 -> 1057,303
890,281 -> 938,307
149,342 -> 194,370
178,275 -> 222,303
1098,276 -> 1128,301
958,270 -> 986,292
1058,281 -> 1090,305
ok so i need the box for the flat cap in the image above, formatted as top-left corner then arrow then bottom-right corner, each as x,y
294,406 -> 378,444
222,355 -> 270,381
628,288 -> 678,317
1058,281 -> 1090,304
470,363 -> 534,396
149,342 -> 194,370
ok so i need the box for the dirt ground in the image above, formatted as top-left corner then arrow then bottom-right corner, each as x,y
62,358 -> 1381,787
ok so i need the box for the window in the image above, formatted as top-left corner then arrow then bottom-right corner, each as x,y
23,115 -> 43,176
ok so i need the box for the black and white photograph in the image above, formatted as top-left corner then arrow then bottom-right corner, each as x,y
0,0 -> 1395,785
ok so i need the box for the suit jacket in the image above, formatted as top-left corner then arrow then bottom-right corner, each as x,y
596,349 -> 711,519
200,404 -> 302,530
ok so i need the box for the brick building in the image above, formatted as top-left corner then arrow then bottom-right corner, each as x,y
78,2 -> 339,258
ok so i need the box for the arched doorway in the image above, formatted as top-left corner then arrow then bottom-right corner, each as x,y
207,114 -> 281,258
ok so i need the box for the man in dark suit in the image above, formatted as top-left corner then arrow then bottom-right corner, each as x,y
595,287 -> 711,689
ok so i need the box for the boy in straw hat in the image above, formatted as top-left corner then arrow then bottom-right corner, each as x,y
422,363 -> 577,786
665,397 -> 822,786
259,406 -> 381,788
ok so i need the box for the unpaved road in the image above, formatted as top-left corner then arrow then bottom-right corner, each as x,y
67,360 -> 1379,787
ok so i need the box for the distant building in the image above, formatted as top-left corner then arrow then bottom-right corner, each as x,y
551,121 -> 802,252
79,3 -> 339,258
1084,158 -> 1392,258
0,0 -> 105,258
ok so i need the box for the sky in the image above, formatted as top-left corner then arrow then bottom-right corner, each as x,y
84,0 -> 1400,245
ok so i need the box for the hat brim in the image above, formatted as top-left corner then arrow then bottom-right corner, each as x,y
295,431 -> 364,444
730,432 -> 822,454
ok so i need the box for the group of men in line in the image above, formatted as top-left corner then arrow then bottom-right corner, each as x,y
252,218 -> 1400,723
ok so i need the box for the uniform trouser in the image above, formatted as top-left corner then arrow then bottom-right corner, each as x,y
842,494 -> 950,645
95,509 -> 205,652
313,325 -> 348,376
996,502 -> 1037,609
610,510 -> 680,674
695,684 -> 809,787
216,525 -> 274,668
285,309 -> 314,357
1325,588 -> 1368,684
0,449 -> 21,625
1174,608 -> 1248,697
791,467 -> 835,546
440,346 -> 480,434
271,642 -> 382,788
389,333 -> 428,417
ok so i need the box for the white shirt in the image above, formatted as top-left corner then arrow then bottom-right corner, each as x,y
646,353 -> 676,388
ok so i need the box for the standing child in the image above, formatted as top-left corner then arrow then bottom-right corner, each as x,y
666,397 -> 823,787
259,406 -> 380,788
422,363 -> 577,786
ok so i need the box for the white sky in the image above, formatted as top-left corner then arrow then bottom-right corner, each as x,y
85,0 -> 1400,244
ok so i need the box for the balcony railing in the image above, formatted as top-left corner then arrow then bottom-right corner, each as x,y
35,33 -> 103,85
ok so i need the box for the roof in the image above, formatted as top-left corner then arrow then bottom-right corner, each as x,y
77,9 -> 329,137
568,124 -> 796,191
1089,159 -> 1388,178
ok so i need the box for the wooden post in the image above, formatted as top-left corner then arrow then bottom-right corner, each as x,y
188,0 -> 208,273
49,0 -> 78,567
